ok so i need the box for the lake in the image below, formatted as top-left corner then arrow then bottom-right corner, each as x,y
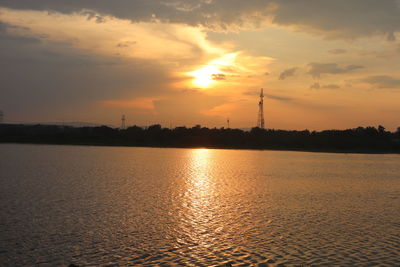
0,144 -> 399,266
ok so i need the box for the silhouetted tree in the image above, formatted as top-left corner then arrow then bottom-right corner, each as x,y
0,123 -> 399,153
378,125 -> 386,134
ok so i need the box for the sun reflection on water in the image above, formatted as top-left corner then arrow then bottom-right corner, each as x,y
176,148 -> 257,263
189,148 -> 212,193
178,148 -> 219,257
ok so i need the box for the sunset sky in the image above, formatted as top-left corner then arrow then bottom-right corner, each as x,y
1,1 -> 400,130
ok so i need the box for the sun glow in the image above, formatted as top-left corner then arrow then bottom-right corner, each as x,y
189,53 -> 238,88
191,65 -> 221,88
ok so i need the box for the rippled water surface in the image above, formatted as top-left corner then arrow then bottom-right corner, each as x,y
1,144 -> 399,266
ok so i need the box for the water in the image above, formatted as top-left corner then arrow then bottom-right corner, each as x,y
0,144 -> 399,266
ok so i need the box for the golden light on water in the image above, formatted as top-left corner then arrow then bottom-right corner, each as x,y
180,148 -> 216,251
188,148 -> 212,193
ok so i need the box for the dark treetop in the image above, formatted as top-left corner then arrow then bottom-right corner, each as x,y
1,124 -> 399,153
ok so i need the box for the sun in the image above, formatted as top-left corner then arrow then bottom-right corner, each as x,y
190,65 -> 221,88
188,53 -> 238,88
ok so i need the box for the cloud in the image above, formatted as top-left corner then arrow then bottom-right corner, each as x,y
264,93 -> 293,101
0,8 -> 227,64
359,75 -> 400,88
310,83 -> 340,89
0,9 -> 274,124
99,97 -> 159,110
310,82 -> 320,89
2,0 -> 400,39
1,2 -> 400,129
243,91 -> 293,101
116,41 -> 137,48
272,0 -> 400,40
0,21 -> 179,122
328,48 -> 346,55
323,84 -> 340,89
0,21 -> 41,44
307,63 -> 363,79
81,11 -> 107,23
0,0 -> 274,32
279,67 -> 297,80
211,73 -> 226,80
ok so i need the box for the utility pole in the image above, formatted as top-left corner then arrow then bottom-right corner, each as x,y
120,114 -> 126,130
257,88 -> 265,129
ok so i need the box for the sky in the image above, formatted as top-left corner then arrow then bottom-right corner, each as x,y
0,0 -> 400,130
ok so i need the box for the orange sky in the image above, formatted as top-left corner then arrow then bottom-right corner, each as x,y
0,1 -> 400,130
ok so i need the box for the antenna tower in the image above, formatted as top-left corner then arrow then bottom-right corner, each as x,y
120,114 -> 126,130
227,118 -> 230,128
257,88 -> 265,129
0,110 -> 3,124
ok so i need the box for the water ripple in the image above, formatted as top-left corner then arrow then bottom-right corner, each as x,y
0,145 -> 399,266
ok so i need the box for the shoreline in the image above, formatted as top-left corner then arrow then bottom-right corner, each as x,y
2,141 -> 399,155
1,124 -> 399,155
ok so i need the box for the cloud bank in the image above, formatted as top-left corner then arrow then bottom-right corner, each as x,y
1,0 -> 400,39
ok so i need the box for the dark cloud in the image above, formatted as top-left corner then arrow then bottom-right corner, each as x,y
308,63 -> 363,79
279,67 -> 297,80
81,11 -> 107,23
310,83 -> 340,89
1,0 -> 400,39
272,0 -> 400,40
116,41 -> 137,48
0,0 -> 273,31
310,82 -> 320,89
264,93 -> 293,101
359,75 -> 400,88
0,23 -> 175,121
243,91 -> 293,101
211,73 -> 226,81
328,48 -> 346,55
0,22 -> 41,44
323,84 -> 340,89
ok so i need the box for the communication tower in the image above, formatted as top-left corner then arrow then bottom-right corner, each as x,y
120,114 -> 126,130
0,110 -> 3,124
227,118 -> 230,128
257,89 -> 265,129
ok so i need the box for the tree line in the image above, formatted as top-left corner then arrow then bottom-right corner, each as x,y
1,124 -> 399,153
